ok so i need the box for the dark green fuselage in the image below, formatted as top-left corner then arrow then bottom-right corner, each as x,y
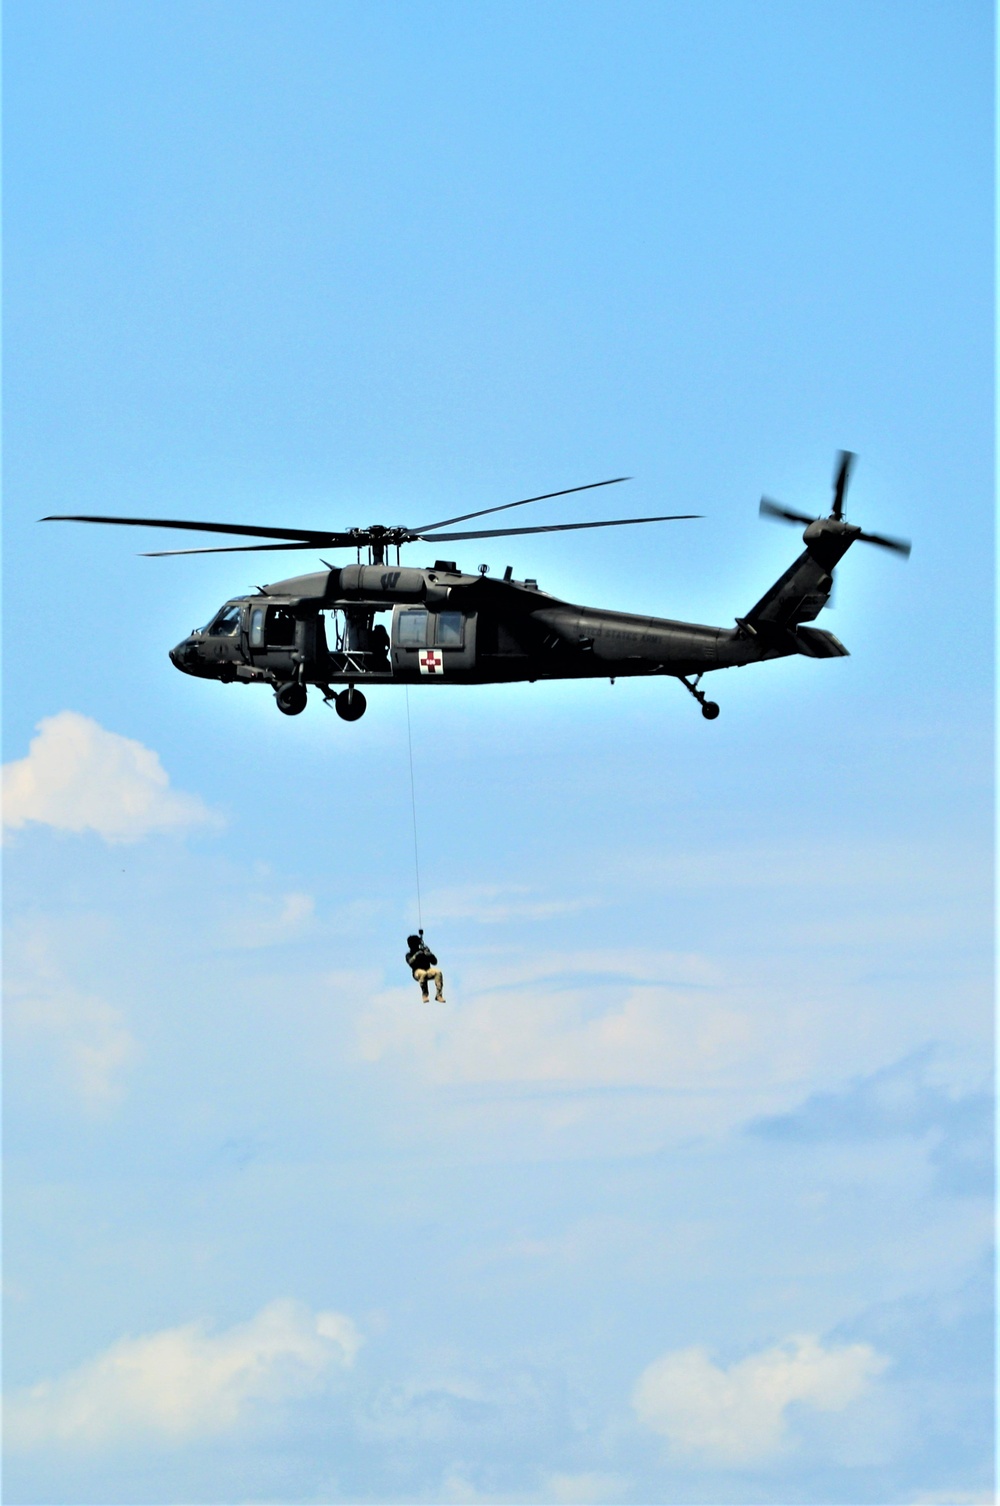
170,519 -> 855,700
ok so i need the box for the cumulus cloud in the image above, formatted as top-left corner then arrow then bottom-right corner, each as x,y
751,1048 -> 967,1142
217,890 -> 316,949
359,948 -> 726,1085
632,1334 -> 888,1465
6,930 -> 138,1113
361,1362 -> 562,1452
7,976 -> 138,1114
424,884 -> 597,924
749,1050 -> 994,1197
439,1470 -> 627,1505
5,1299 -> 362,1451
356,948 -> 817,1138
545,1471 -> 629,1502
2,712 -> 217,843
911,1493 -> 997,1504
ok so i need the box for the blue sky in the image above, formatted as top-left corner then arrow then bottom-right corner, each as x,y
3,3 -> 993,1503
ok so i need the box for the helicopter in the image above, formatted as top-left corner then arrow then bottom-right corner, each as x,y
44,452 -> 909,723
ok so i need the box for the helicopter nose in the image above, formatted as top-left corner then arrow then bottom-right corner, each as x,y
169,639 -> 199,674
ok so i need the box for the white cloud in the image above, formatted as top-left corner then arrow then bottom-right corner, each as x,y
439,1468 -> 629,1504
911,1493 -> 997,1504
440,1471 -> 521,1504
6,935 -> 138,1113
363,1373 -> 492,1444
545,1471 -> 629,1502
424,884 -> 597,924
632,1334 -> 889,1465
356,948 -> 818,1138
2,711 -> 218,843
4,1298 -> 362,1451
217,890 -> 316,949
8,978 -> 138,1114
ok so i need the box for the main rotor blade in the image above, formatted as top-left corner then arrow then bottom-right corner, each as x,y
411,477 -> 631,534
416,513 -> 700,542
140,540 -> 349,557
759,498 -> 817,526
857,529 -> 911,557
832,450 -> 855,519
42,513 -> 337,544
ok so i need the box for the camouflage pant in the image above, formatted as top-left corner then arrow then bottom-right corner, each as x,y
413,967 -> 444,1000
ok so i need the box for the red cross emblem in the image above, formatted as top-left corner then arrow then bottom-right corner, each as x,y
419,649 -> 444,675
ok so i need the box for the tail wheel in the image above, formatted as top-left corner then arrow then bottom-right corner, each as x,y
679,675 -> 720,720
335,687 -> 367,722
276,682 -> 307,716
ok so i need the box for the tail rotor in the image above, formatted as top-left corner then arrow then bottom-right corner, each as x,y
831,450 -> 854,519
759,451 -> 911,557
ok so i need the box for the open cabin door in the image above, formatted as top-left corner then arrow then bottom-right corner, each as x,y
321,607 -> 392,677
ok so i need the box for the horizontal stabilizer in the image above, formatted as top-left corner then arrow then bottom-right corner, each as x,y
790,626 -> 849,658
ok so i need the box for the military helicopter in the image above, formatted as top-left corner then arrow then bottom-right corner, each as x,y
44,452 -> 908,723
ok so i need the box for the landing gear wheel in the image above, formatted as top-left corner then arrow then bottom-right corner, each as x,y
679,674 -> 721,721
335,687 -> 367,722
276,682 -> 307,716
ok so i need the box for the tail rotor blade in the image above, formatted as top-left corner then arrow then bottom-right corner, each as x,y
760,453 -> 909,561
759,498 -> 816,526
832,450 -> 855,518
857,529 -> 911,557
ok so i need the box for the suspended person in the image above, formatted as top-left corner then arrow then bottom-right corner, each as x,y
405,931 -> 446,1003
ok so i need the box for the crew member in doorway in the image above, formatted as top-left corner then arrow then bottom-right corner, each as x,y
370,622 -> 390,667
406,931 -> 446,1003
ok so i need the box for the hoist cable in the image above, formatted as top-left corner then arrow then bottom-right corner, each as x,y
404,686 -> 423,930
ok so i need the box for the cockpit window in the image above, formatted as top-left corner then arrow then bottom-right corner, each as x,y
209,604 -> 242,636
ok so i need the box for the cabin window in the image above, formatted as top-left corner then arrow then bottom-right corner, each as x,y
249,607 -> 265,648
433,612 -> 464,648
209,604 -> 242,637
265,607 -> 297,647
397,609 -> 428,647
